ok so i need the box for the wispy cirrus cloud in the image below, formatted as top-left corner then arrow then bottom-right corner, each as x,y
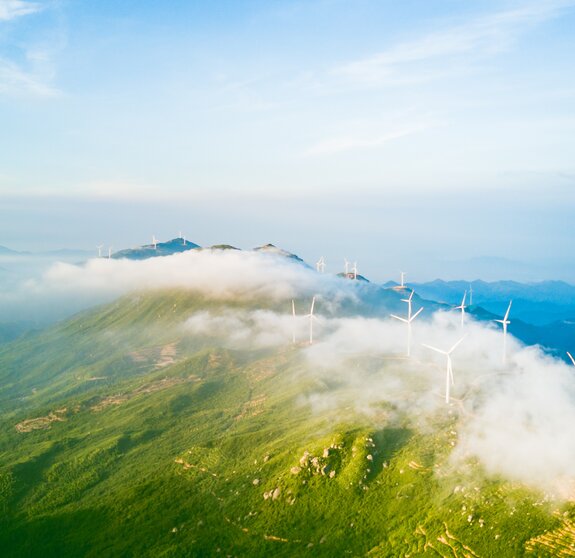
305,115 -> 441,157
0,1 -> 62,97
0,0 -> 42,21
0,56 -> 58,96
333,1 -> 575,86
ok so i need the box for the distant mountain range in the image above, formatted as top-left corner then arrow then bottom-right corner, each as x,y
1,239 -> 575,357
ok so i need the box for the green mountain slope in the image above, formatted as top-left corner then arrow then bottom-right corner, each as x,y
0,289 -> 572,557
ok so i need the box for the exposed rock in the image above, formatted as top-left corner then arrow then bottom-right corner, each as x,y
272,487 -> 281,500
329,470 -> 336,479
366,454 -> 373,461
290,466 -> 301,475
252,479 -> 260,486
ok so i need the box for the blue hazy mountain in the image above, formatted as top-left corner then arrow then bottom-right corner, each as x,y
112,238 -> 201,260
408,279 -> 575,326
253,243 -> 306,263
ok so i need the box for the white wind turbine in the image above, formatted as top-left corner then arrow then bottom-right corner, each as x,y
391,290 -> 423,357
352,261 -> 358,280
423,336 -> 466,404
108,246 -> 113,259
567,352 -> 575,366
391,294 -> 424,357
400,271 -> 406,288
454,291 -> 467,328
495,300 -> 512,364
96,245 -> 104,258
316,257 -> 326,273
305,297 -> 318,345
344,259 -> 350,276
152,235 -> 158,249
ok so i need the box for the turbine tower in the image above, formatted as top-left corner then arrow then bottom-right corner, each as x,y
400,271 -> 406,288
291,299 -> 296,345
108,246 -> 113,259
390,290 -> 424,357
305,297 -> 317,345
96,245 -> 104,258
495,300 -> 512,364
152,235 -> 158,250
423,336 -> 466,404
316,257 -> 326,273
344,259 -> 350,276
352,261 -> 358,280
454,291 -> 467,328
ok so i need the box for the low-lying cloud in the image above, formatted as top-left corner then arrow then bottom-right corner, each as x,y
3,247 -> 575,498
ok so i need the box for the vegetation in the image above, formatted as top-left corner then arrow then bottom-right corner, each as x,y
0,289 -> 572,557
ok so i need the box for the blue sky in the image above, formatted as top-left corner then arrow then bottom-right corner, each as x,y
1,0 -> 574,280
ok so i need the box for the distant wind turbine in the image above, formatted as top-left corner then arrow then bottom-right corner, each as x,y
316,256 -> 326,273
454,291 -> 467,328
96,245 -> 104,258
422,336 -> 466,404
152,235 -> 158,249
352,261 -> 358,280
400,271 -> 406,288
108,247 -> 113,259
390,290 -> 424,357
567,352 -> 575,366
305,297 -> 318,345
495,300 -> 512,364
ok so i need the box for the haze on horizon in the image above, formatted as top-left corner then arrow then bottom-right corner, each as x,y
1,0 -> 574,282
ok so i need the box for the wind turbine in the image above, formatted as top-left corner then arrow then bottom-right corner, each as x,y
352,261 -> 358,280
96,245 -> 104,258
391,290 -> 423,357
454,291 -> 467,328
495,300 -> 512,364
291,300 -> 296,345
567,352 -> 575,366
422,336 -> 466,404
152,235 -> 158,249
108,246 -> 113,259
305,297 -> 317,345
400,271 -> 406,288
316,257 -> 326,273
183,235 -> 187,246
344,259 -> 350,276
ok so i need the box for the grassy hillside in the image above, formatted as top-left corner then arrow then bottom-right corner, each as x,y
0,289 -> 573,557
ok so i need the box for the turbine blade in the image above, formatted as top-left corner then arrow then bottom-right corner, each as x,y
390,314 -> 408,323
410,307 -> 424,321
422,344 -> 447,355
448,335 -> 467,354
310,297 -> 316,315
504,300 -> 512,321
568,352 -> 575,366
